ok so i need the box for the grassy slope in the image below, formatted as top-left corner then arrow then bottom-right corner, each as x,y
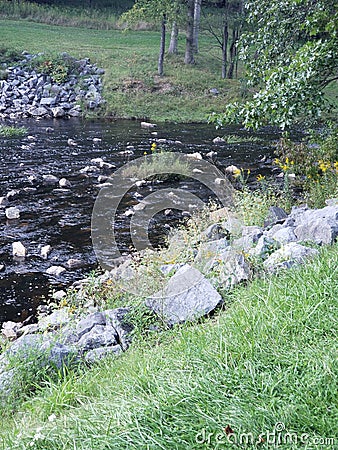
0,19 -> 240,123
1,243 -> 337,449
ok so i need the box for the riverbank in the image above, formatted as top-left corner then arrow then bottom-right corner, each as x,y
0,19 -> 241,123
1,206 -> 337,447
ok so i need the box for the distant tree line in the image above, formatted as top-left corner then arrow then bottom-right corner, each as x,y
6,0 -> 135,11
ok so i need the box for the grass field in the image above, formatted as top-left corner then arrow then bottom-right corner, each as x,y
0,19 -> 241,122
0,243 -> 337,449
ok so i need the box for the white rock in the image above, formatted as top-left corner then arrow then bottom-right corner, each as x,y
93,138 -> 102,143
67,138 -> 78,146
12,241 -> 26,257
141,121 -> 157,129
186,152 -> 203,160
214,178 -> 226,185
6,207 -> 20,219
52,290 -> 67,301
91,157 -> 104,165
43,174 -> 59,185
59,178 -> 72,188
66,258 -> 84,269
46,266 -> 66,276
40,245 -> 52,259
133,202 -> 147,211
225,165 -> 239,174
213,136 -> 225,143
135,180 -> 147,187
125,209 -> 134,217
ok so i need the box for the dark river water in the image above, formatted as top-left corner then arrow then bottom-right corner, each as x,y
0,118 -> 280,325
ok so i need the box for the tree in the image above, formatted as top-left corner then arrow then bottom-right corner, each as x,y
210,0 -> 338,129
168,21 -> 179,54
120,0 -> 180,76
193,0 -> 202,53
184,0 -> 196,64
203,0 -> 244,79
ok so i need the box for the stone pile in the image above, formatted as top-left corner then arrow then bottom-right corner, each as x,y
0,308 -> 132,392
0,52 -> 105,119
1,199 -> 337,394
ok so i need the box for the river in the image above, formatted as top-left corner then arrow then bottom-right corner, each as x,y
0,118 -> 280,325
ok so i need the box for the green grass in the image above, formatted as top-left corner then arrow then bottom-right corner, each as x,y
1,243 -> 337,449
0,19 -> 241,122
0,124 -> 27,137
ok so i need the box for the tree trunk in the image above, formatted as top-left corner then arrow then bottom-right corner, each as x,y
158,15 -> 166,76
221,15 -> 229,79
227,26 -> 238,79
168,21 -> 178,54
185,0 -> 195,64
193,0 -> 202,53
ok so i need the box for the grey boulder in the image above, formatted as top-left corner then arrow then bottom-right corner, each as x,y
146,264 -> 222,325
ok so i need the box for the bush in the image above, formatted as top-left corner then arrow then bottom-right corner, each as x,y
274,127 -> 338,208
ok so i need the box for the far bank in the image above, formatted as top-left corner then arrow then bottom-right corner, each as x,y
0,19 -> 241,123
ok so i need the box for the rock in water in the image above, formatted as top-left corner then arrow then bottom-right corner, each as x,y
12,241 -> 26,257
6,207 -> 20,219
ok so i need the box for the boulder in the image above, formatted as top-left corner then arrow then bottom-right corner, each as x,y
264,206 -> 288,227
146,264 -> 222,325
105,308 -> 133,351
263,243 -> 319,272
294,217 -> 338,245
209,248 -> 251,289
76,324 -> 118,353
249,235 -> 279,259
272,226 -> 298,244
84,345 -> 122,364
76,312 -> 107,339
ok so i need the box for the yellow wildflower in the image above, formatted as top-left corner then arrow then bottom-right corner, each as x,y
233,168 -> 242,178
334,161 -> 338,173
256,174 -> 265,182
151,142 -> 157,151
144,151 -> 147,155
318,160 -> 330,173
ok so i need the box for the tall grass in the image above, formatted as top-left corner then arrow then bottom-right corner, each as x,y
0,0 -> 134,30
1,243 -> 337,449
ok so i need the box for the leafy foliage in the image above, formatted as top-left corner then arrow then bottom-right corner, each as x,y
210,0 -> 338,129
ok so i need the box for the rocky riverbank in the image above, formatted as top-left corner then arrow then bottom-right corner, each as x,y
0,52 -> 104,119
1,199 -> 337,394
